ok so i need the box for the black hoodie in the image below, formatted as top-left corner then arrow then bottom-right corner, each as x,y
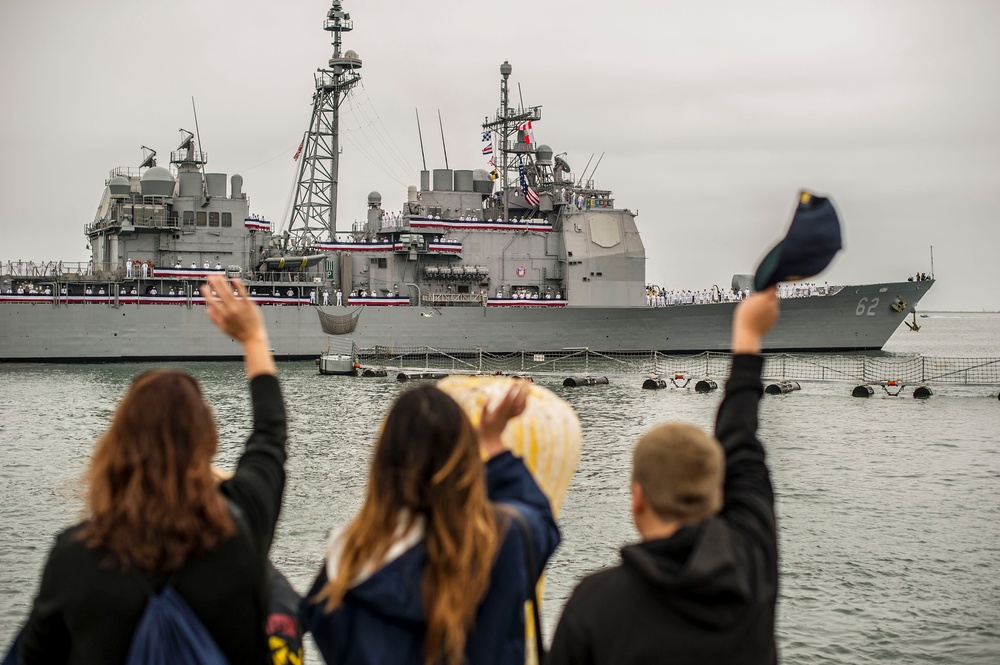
547,355 -> 777,665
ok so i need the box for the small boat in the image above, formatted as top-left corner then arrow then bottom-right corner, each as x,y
318,339 -> 358,375
319,353 -> 356,375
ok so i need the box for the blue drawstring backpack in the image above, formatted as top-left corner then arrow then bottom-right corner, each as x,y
124,583 -> 229,665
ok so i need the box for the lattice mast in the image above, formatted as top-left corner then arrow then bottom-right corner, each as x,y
482,61 -> 542,222
285,0 -> 362,248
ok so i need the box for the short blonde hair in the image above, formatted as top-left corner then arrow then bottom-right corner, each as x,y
632,423 -> 724,524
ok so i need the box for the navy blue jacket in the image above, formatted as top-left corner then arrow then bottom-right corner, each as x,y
302,451 -> 560,665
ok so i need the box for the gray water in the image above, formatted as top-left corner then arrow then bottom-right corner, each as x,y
1,313 -> 998,663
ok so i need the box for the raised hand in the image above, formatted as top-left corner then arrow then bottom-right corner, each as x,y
479,381 -> 530,458
201,275 -> 275,377
732,287 -> 780,354
201,276 -> 265,343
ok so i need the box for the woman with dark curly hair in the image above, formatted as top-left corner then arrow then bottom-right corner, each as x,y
18,276 -> 286,665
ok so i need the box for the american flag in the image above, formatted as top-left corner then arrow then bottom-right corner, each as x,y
525,186 -> 539,206
293,139 -> 304,161
519,163 -> 540,206
482,143 -> 493,155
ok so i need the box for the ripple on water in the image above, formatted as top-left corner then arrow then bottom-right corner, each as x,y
2,356 -> 1000,662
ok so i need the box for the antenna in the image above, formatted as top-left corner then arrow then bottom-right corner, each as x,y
930,245 -> 934,279
191,97 -> 211,204
517,82 -> 525,111
139,146 -> 157,169
585,152 -> 605,186
415,108 -> 427,171
437,110 -> 449,169
176,130 -> 194,153
577,153 -> 594,187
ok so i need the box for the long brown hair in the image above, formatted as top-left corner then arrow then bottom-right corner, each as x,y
78,369 -> 234,573
317,385 -> 499,665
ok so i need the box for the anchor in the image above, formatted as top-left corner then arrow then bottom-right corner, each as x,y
904,310 -> 921,332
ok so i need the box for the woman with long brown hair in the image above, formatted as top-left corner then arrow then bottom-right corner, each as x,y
302,381 -> 560,665
18,276 -> 286,665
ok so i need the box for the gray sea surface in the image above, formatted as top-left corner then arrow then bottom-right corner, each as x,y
1,313 -> 998,663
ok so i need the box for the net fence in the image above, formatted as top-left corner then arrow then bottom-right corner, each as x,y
352,347 -> 1000,386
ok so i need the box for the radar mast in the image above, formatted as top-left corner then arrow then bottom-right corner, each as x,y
285,0 -> 362,248
482,62 -> 542,223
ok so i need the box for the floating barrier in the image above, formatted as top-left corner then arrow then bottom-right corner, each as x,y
881,380 -> 906,397
695,379 -> 718,393
350,348 -> 999,398
360,367 -> 388,377
913,386 -> 933,399
396,371 -> 450,382
852,385 -> 875,398
562,375 -> 609,387
642,377 -> 668,390
765,381 -> 800,395
669,374 -> 691,388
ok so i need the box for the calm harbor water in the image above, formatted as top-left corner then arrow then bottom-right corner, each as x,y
1,313 -> 998,663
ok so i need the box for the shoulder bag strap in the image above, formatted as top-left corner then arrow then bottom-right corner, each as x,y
506,507 -> 546,661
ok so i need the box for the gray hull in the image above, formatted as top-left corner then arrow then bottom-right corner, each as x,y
0,280 -> 932,362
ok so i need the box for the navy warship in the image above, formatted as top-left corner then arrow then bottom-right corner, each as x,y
0,0 -> 933,362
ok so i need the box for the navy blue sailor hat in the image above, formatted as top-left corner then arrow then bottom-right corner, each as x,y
753,190 -> 843,292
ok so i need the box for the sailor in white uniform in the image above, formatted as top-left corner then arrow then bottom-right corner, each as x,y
335,290 -> 342,306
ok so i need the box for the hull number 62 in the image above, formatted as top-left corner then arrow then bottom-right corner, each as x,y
856,297 -> 879,316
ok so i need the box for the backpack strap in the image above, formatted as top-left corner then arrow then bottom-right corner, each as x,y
502,506 -> 547,662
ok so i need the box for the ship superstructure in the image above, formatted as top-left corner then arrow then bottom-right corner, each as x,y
0,0 -> 934,362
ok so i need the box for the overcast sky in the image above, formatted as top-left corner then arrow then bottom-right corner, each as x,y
1,0 -> 997,312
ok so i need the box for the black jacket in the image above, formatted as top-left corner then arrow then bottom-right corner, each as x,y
547,354 -> 777,665
18,374 -> 287,665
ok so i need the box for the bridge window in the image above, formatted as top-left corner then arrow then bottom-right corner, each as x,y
197,211 -> 207,227
209,212 -> 220,228
221,212 -> 232,228
183,211 -> 195,227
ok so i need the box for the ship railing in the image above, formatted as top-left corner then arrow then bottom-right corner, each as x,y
107,167 -> 144,181
421,293 -> 487,305
170,149 -> 207,164
2,260 -> 96,279
350,347 -> 1000,387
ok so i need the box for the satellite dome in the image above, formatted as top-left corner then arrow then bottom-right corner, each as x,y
535,144 -> 554,166
345,50 -> 359,60
140,166 -> 175,197
109,175 -> 131,197
367,191 -> 382,206
471,169 -> 493,194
